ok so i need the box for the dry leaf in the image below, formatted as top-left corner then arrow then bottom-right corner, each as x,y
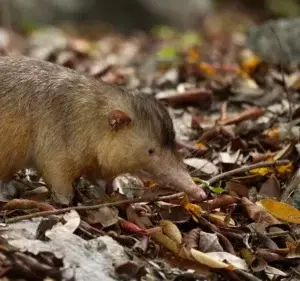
206,252 -> 248,270
183,158 -> 219,175
150,232 -> 179,254
259,175 -> 281,199
159,220 -> 182,244
250,166 -> 274,176
198,231 -> 223,252
206,195 -> 239,211
258,198 -> 300,224
241,197 -> 281,226
3,199 -> 55,211
190,248 -> 233,270
184,202 -> 203,222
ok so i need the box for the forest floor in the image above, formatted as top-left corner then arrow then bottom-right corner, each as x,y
0,9 -> 299,281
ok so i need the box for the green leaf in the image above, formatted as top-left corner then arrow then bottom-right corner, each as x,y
181,31 -> 202,48
208,186 -> 225,194
157,46 -> 178,61
192,178 -> 225,194
151,25 -> 175,39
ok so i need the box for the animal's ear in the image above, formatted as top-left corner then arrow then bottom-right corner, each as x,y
108,109 -> 131,131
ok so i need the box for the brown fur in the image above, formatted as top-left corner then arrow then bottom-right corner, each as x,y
0,55 -> 182,204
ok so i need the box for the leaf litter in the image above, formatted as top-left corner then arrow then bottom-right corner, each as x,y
0,8 -> 300,281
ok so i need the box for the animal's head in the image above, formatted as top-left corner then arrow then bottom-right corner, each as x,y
97,92 -> 206,200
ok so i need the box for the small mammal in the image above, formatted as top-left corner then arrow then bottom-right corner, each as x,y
0,56 -> 206,205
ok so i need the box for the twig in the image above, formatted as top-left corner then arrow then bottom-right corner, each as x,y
204,159 -> 289,187
4,196 -> 158,223
4,160 -> 290,223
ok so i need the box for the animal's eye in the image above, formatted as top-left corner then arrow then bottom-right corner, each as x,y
148,148 -> 155,155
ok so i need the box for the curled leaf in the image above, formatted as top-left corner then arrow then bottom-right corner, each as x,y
150,232 -> 179,254
119,219 -> 146,234
190,248 -> 233,270
241,197 -> 281,226
159,220 -> 182,244
3,199 -> 55,211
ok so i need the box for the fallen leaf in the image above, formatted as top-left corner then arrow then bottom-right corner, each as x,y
259,175 -> 281,199
275,162 -> 294,177
3,199 -> 55,212
190,248 -> 233,270
150,232 -> 179,254
258,198 -> 300,224
206,195 -> 239,211
241,197 -> 281,226
250,167 -> 274,176
217,107 -> 264,126
225,181 -> 249,198
159,220 -> 182,244
198,231 -> 223,253
219,150 -> 241,164
265,265 -> 288,278
84,206 -> 119,228
184,158 -> 219,175
156,88 -> 212,106
206,252 -> 248,270
119,219 -> 147,234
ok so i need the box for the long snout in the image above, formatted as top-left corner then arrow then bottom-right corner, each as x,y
145,154 -> 207,201
165,167 -> 207,200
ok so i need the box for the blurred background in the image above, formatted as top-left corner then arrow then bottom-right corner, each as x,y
2,0 -> 300,33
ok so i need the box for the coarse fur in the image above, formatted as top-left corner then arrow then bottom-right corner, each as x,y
0,55 -> 182,204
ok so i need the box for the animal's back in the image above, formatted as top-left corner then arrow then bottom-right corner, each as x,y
0,56 -> 107,177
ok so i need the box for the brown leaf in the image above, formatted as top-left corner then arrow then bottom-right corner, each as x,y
115,261 -> 147,279
241,197 -> 281,226
3,199 -> 55,212
226,181 -> 249,198
83,206 -> 119,228
205,195 -> 239,211
184,228 -> 201,249
250,257 -> 268,272
255,232 -> 279,250
259,175 -> 281,199
198,231 -> 223,252
256,248 -> 284,263
156,88 -> 212,106
217,107 -> 264,126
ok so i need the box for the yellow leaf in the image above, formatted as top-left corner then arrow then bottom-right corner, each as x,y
241,55 -> 261,73
258,198 -> 300,224
286,241 -> 297,250
249,167 -> 274,176
144,180 -> 157,188
199,62 -> 216,76
195,141 -> 208,149
159,220 -> 182,244
275,162 -> 294,177
264,127 -> 280,140
184,202 -> 203,222
190,248 -> 233,270
150,232 -> 179,254
239,49 -> 262,74
187,47 -> 201,63
209,213 -> 236,226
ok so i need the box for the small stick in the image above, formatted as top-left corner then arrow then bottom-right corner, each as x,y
4,160 -> 290,223
204,159 -> 289,187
